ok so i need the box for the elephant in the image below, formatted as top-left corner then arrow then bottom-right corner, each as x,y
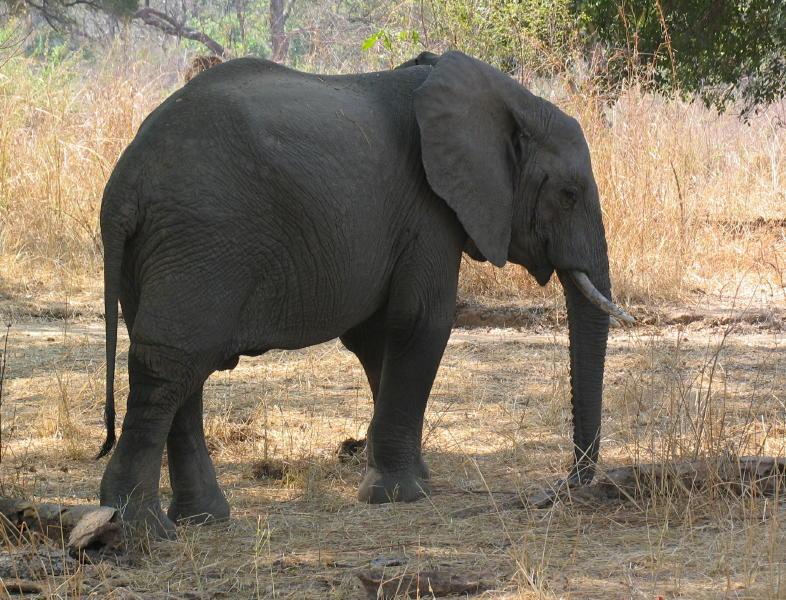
96,50 -> 633,535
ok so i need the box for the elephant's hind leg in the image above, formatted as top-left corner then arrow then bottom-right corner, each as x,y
99,343 -> 197,537
166,388 -> 230,524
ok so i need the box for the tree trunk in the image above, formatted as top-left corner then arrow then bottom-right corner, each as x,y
270,0 -> 290,62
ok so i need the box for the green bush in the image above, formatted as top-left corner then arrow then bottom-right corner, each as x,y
578,0 -> 786,114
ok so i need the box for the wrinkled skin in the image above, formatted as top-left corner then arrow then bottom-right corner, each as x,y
98,51 -> 615,535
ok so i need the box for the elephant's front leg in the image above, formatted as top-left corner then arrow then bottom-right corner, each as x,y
358,308 -> 453,504
166,389 -> 230,524
340,311 -> 386,402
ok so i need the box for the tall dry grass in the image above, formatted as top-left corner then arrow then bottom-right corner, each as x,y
0,45 -> 184,304
0,43 -> 783,309
592,92 -> 786,305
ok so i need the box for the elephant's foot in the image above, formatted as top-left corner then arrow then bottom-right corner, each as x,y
358,465 -> 430,504
113,501 -> 177,539
101,483 -> 176,539
167,489 -> 230,525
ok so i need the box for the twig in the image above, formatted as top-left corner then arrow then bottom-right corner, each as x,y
0,323 -> 10,467
357,568 -> 491,599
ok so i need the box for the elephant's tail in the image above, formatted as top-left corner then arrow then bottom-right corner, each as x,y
95,183 -> 137,459
96,230 -> 123,459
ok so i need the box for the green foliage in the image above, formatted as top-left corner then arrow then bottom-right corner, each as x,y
190,7 -> 271,58
0,25 -> 81,99
577,0 -> 786,113
0,0 -> 139,21
357,0 -> 786,111
357,0 -> 578,74
423,0 -> 578,74
360,28 -> 421,68
362,29 -> 420,52
5,0 -> 786,112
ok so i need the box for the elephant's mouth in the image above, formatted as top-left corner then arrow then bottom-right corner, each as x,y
530,265 -> 554,286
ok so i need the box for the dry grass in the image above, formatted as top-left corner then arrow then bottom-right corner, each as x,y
0,318 -> 784,598
0,45 -> 183,308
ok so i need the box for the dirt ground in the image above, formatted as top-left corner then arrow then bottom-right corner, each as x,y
0,306 -> 784,599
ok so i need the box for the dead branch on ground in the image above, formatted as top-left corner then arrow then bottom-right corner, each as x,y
527,455 -> 786,508
0,499 -> 121,554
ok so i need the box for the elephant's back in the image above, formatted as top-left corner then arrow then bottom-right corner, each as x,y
125,58 -> 417,189
105,57 -> 432,255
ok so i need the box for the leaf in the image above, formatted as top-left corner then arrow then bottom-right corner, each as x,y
360,33 -> 379,52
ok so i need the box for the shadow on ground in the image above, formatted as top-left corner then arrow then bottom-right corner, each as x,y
1,317 -> 784,598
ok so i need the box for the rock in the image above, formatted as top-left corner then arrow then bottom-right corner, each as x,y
357,568 -> 491,599
337,437 -> 366,464
68,506 -> 121,555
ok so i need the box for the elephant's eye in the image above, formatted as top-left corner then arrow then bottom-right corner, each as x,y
560,187 -> 579,210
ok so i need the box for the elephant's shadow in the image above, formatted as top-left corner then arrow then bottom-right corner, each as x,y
199,432 -> 577,520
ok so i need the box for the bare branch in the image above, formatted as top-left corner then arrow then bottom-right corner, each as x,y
132,7 -> 226,57
21,0 -> 72,30
61,0 -> 101,8
19,0 -> 103,35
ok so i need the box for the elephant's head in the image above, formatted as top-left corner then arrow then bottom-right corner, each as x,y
414,51 -> 633,484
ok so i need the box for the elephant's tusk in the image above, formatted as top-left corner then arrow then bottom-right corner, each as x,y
570,271 -> 635,324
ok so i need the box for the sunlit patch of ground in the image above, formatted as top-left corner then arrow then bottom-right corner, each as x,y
0,318 -> 784,599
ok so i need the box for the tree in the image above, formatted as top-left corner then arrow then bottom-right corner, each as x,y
4,0 -> 137,32
7,0 -> 227,56
269,0 -> 296,62
577,0 -> 786,114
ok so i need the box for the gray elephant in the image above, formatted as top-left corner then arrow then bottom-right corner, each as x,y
97,51 -> 632,535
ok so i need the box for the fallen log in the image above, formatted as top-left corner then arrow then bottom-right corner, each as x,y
527,455 -> 786,508
0,499 -> 121,555
67,507 -> 121,553
1,578 -> 44,595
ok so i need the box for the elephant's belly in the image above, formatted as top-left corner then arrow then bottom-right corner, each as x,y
224,204 -> 397,354
231,273 -> 387,353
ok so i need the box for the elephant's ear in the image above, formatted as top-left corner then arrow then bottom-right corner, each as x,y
414,51 -> 529,267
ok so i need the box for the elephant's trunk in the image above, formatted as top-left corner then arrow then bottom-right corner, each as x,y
557,269 -> 611,485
